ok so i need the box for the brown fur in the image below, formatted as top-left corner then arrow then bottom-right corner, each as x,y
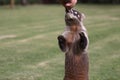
64,50 -> 89,80
57,9 -> 89,80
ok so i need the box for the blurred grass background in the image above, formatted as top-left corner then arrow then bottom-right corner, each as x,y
0,4 -> 120,80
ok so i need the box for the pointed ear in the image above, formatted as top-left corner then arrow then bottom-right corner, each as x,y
81,13 -> 86,21
57,35 -> 67,52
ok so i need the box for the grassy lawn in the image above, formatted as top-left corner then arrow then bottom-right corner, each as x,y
0,4 -> 120,80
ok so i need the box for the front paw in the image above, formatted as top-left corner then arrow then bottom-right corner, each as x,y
79,32 -> 88,50
57,35 -> 66,52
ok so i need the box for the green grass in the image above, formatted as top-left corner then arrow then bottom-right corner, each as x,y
0,4 -> 120,80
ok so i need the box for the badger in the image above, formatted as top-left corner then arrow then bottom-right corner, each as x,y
57,8 -> 89,80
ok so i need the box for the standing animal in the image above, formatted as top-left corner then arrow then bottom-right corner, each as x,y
57,9 -> 89,80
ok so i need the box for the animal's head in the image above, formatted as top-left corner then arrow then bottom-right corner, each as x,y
57,11 -> 88,53
65,9 -> 85,26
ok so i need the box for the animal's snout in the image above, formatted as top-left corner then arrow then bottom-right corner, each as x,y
65,13 -> 75,20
